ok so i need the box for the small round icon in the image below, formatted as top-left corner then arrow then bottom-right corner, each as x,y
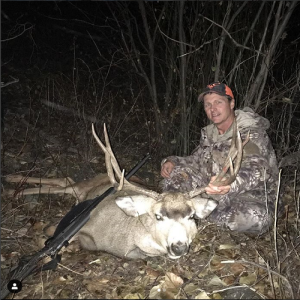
7,279 -> 22,293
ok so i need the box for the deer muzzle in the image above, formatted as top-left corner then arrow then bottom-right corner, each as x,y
168,241 -> 189,258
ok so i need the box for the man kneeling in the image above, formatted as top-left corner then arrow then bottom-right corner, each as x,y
161,82 -> 283,235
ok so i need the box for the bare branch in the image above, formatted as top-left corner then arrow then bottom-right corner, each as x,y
198,13 -> 264,56
1,76 -> 19,88
1,23 -> 34,42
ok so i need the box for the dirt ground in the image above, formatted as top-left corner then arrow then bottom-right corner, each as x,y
1,73 -> 300,299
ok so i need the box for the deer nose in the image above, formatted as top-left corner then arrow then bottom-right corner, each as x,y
171,242 -> 189,256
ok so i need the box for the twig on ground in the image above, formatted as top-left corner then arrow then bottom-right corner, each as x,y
221,259 -> 294,298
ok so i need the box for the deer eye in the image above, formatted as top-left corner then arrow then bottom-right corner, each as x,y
155,214 -> 163,221
189,214 -> 195,220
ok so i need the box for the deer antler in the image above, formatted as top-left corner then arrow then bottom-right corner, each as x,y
188,119 -> 250,198
92,123 -> 160,199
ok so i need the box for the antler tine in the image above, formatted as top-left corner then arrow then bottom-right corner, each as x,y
213,130 -> 243,187
117,169 -> 125,191
103,123 -> 123,179
213,122 -> 251,186
92,123 -> 117,186
213,118 -> 238,182
227,130 -> 250,178
216,130 -> 250,181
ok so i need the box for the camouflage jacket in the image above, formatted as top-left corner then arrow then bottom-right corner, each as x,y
163,107 -> 279,208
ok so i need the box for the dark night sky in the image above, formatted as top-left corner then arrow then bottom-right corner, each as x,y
1,1 -> 299,89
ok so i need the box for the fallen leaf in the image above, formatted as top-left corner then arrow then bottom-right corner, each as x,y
212,292 -> 223,299
183,283 -> 199,294
218,244 -> 236,250
164,272 -> 183,290
254,281 -> 267,294
148,272 -> 183,299
57,288 -> 73,298
146,266 -> 162,279
197,268 -> 209,278
84,279 -> 107,295
230,263 -> 245,276
16,227 -> 28,237
208,275 -> 227,287
149,284 -> 162,299
44,224 -> 57,236
52,275 -> 73,284
36,236 -> 47,249
209,255 -> 225,271
195,291 -> 211,299
222,275 -> 236,285
32,221 -> 46,231
239,272 -> 257,285
124,292 -> 143,299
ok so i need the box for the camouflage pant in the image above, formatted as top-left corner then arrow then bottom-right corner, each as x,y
162,166 -> 274,235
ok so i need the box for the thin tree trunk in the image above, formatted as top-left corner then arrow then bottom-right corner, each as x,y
214,1 -> 232,81
215,1 -> 248,81
245,1 -> 297,109
255,0 -> 297,110
228,1 -> 265,85
138,0 -> 163,141
178,0 -> 188,155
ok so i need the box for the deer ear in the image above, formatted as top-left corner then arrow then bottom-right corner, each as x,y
190,197 -> 218,218
115,195 -> 156,217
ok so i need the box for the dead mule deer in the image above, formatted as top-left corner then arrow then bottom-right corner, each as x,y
3,120 -> 248,259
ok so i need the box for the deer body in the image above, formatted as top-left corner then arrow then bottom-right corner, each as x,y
76,191 -> 217,259
5,176 -> 217,259
5,174 -> 217,259
4,121 -> 247,259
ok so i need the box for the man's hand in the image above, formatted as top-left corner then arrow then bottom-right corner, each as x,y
161,161 -> 175,178
205,176 -> 231,195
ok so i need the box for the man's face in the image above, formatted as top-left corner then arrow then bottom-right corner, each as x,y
203,93 -> 235,125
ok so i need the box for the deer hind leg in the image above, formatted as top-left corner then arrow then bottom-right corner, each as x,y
3,185 -> 79,198
5,175 -> 75,187
3,175 -> 80,202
